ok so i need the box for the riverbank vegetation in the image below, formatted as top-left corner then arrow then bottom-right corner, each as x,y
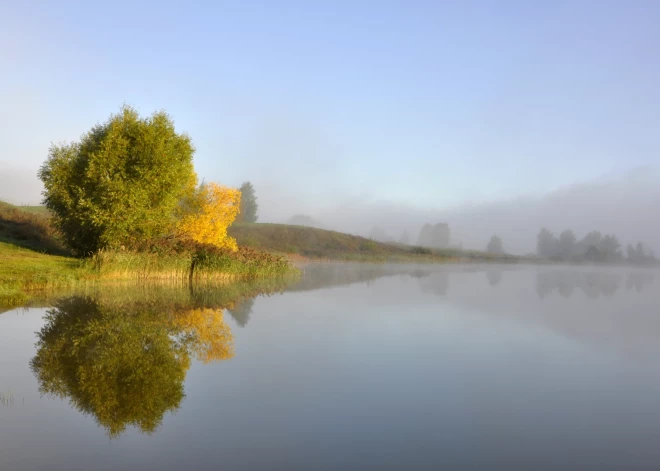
0,106 -> 295,306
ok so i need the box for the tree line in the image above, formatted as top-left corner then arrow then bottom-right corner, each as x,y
536,228 -> 656,264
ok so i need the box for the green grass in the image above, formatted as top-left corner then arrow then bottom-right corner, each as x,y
0,202 -> 297,308
0,200 -> 49,215
228,222 -> 526,263
0,241 -> 90,306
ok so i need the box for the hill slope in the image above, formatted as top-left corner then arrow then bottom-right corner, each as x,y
0,201 -> 66,254
228,223 -> 521,262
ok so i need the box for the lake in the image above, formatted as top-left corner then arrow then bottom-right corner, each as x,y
1,263 -> 659,470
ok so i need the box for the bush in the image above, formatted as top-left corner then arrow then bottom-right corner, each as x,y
410,246 -> 432,255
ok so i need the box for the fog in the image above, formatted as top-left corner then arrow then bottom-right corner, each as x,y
249,168 -> 660,255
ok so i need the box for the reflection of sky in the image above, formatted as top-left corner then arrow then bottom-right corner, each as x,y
1,265 -> 660,469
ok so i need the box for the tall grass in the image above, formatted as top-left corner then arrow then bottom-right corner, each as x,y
86,245 -> 294,282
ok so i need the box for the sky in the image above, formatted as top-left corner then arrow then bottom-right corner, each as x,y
1,0 -> 659,251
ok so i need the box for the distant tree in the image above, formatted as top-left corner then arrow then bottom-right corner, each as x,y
399,230 -> 410,245
237,182 -> 258,223
577,231 -> 603,256
38,105 -> 196,255
558,230 -> 577,260
417,222 -> 450,248
627,241 -> 657,265
537,228 -> 559,258
584,244 -> 602,262
486,235 -> 504,254
601,234 -> 621,261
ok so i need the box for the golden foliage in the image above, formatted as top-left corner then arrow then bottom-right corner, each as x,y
172,308 -> 235,363
178,182 -> 241,251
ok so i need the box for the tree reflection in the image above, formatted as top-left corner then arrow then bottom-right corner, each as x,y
417,272 -> 450,296
536,271 -> 625,299
227,298 -> 254,328
485,270 -> 503,286
626,272 -> 655,292
30,296 -> 234,437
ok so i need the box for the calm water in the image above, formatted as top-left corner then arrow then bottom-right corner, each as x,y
1,264 -> 659,470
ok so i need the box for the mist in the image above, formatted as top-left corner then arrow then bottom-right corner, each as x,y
251,167 -> 660,255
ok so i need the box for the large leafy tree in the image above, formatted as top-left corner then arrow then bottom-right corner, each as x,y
237,181 -> 258,223
38,106 -> 196,255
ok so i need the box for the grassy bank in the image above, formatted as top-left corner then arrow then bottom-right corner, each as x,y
0,241 -> 88,306
228,222 -> 526,263
0,242 -> 296,308
0,202 -> 297,308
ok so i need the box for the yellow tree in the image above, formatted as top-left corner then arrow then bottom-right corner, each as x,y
178,182 -> 241,251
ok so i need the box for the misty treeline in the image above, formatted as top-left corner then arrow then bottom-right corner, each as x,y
536,228 -> 656,264
369,222 -> 452,249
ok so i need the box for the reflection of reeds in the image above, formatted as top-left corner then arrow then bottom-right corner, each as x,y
0,391 -> 16,407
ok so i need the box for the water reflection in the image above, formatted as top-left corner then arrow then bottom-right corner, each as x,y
292,263 -> 656,301
15,265 -> 660,439
485,269 -> 503,286
536,270 -> 655,299
30,295 -> 236,437
228,298 -> 254,328
417,272 -> 450,296
627,272 -> 655,292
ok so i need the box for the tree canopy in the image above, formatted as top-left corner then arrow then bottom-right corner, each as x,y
486,235 -> 504,254
177,182 -> 240,251
38,106 -> 196,255
238,181 -> 258,223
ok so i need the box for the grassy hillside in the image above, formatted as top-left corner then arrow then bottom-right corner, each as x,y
228,222 -> 522,263
0,200 -> 67,254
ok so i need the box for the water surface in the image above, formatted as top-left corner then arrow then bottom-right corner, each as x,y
1,264 -> 659,470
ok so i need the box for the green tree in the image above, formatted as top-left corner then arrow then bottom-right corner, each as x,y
238,181 -> 258,223
38,105 -> 196,255
486,235 -> 504,254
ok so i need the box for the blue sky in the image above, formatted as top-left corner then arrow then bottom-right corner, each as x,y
2,0 -> 659,216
